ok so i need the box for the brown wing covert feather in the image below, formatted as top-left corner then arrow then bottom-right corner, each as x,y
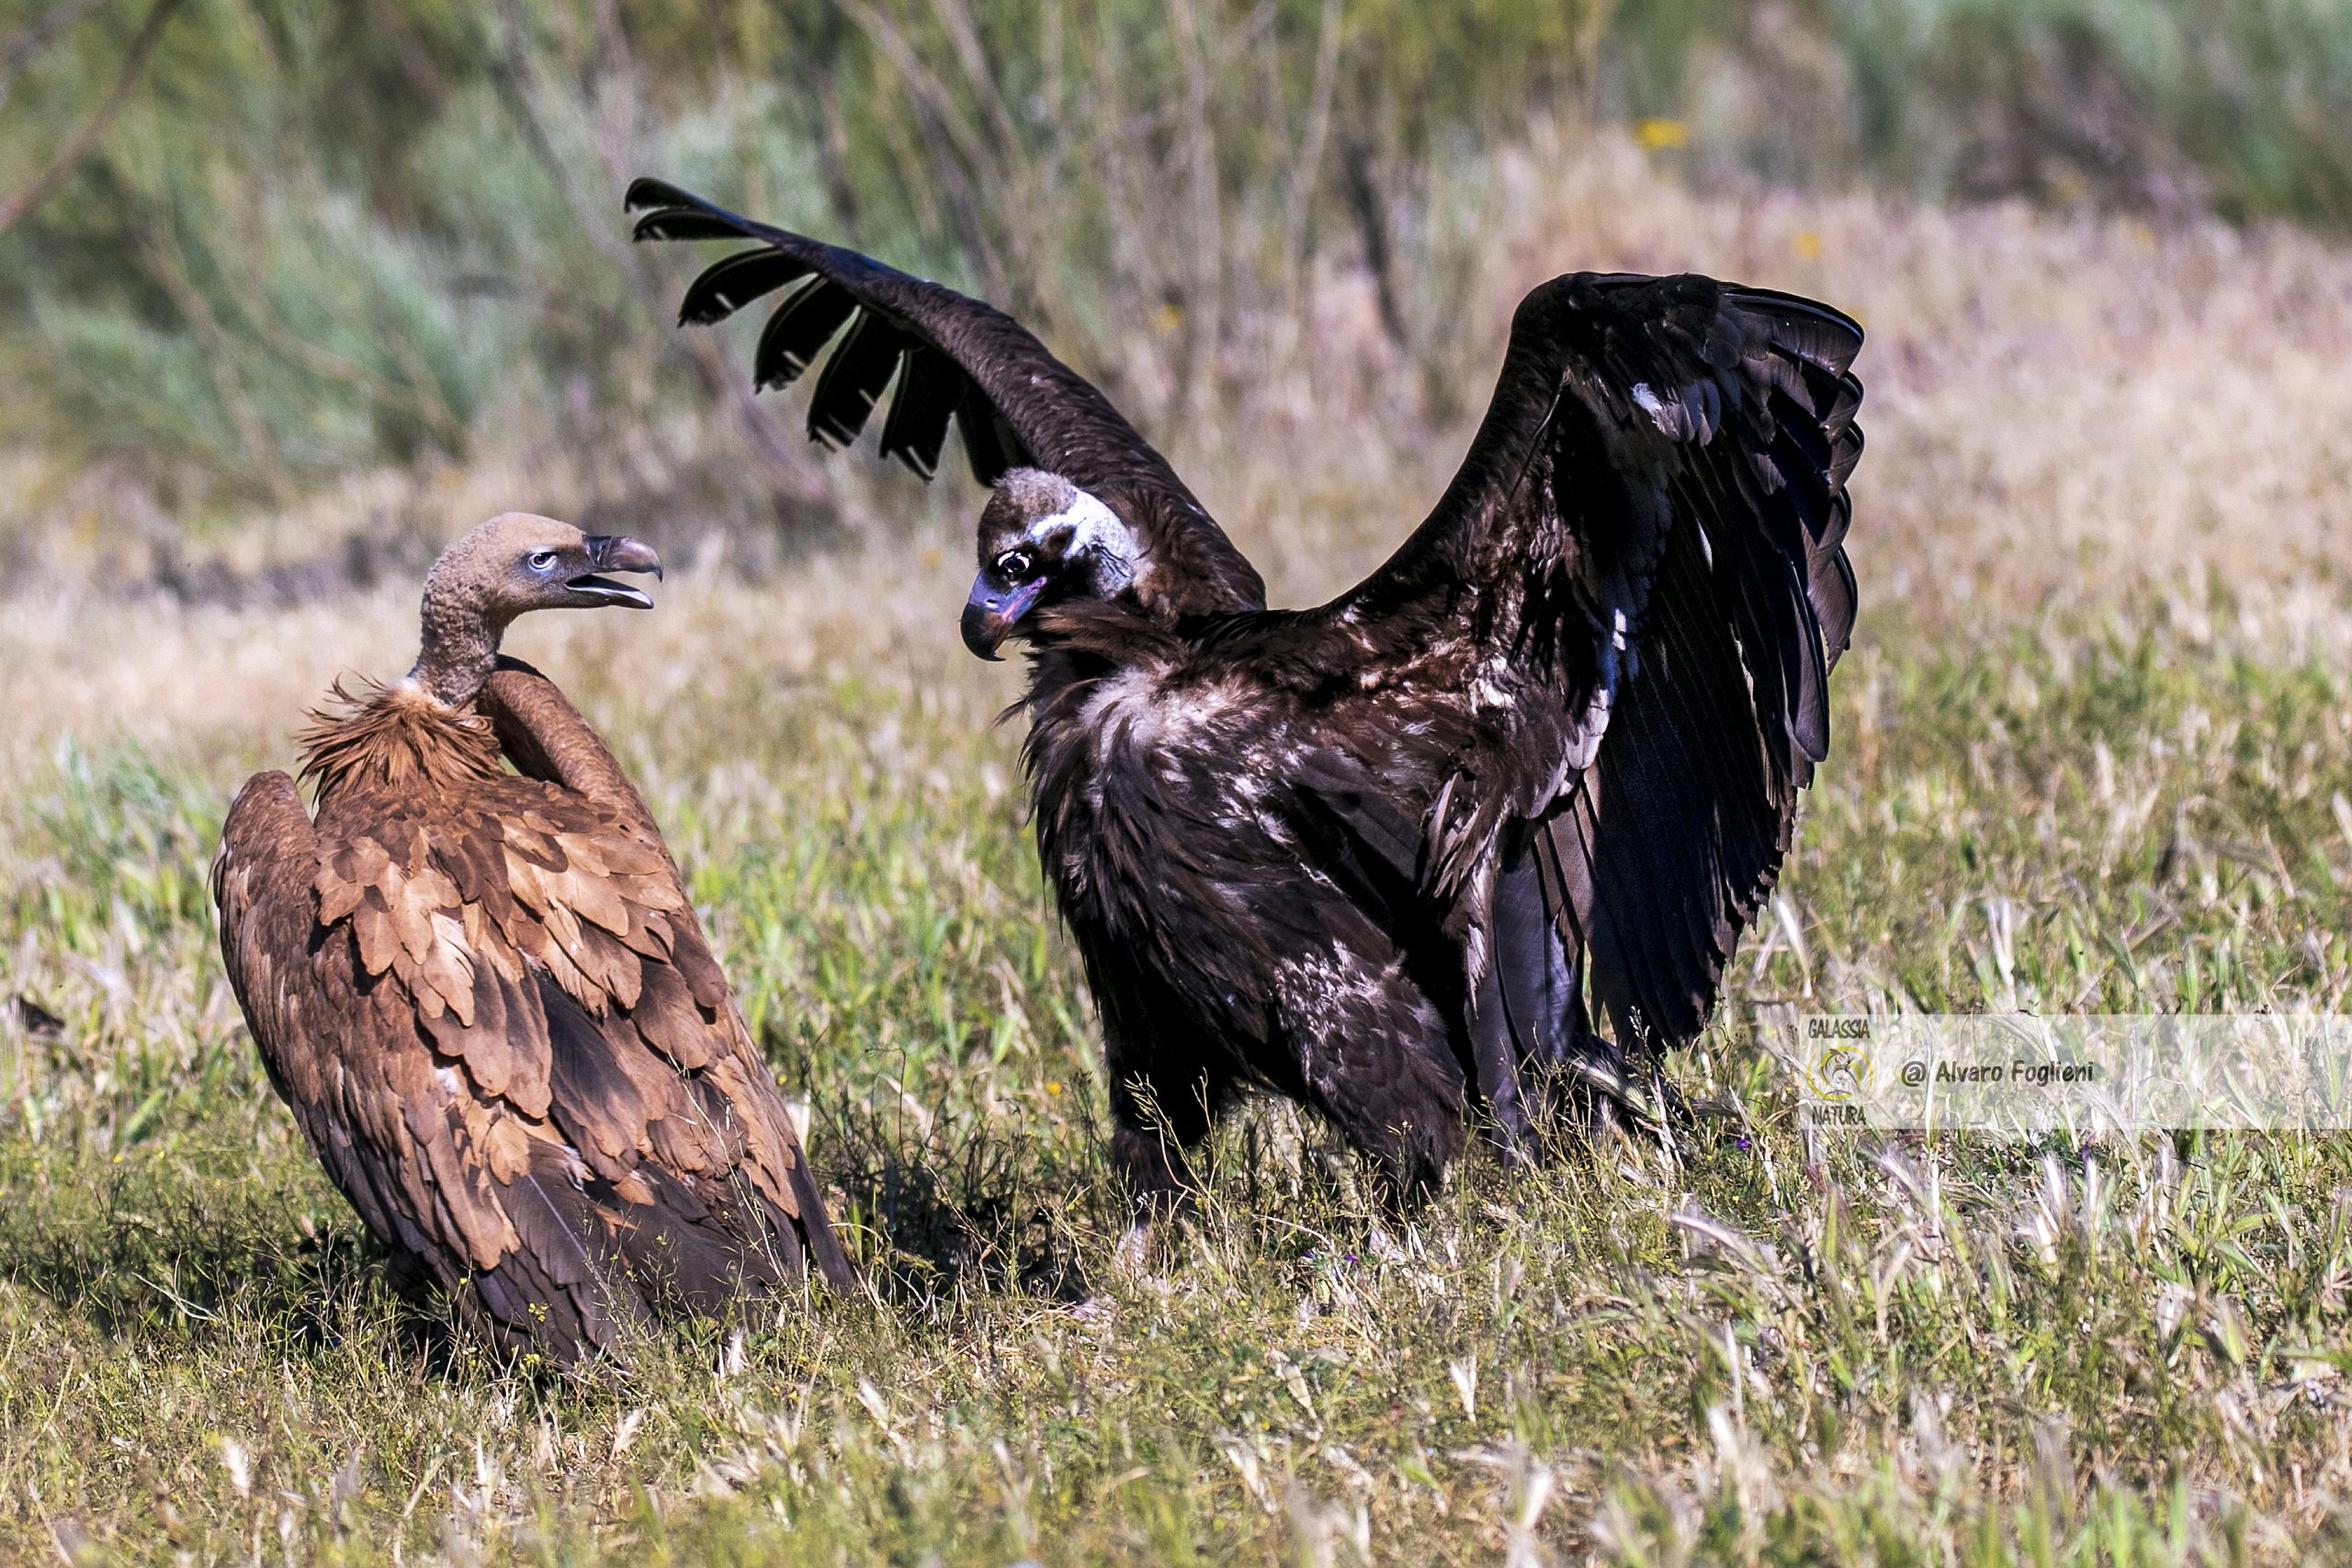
216,685 -> 851,1364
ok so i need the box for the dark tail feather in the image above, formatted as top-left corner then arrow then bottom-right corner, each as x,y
470,1142 -> 648,1364
605,1164 -> 789,1314
786,1155 -> 857,1293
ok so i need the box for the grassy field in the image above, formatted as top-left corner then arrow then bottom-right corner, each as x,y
6,137 -> 2352,1563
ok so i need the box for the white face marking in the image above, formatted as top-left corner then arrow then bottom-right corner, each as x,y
1025,489 -> 1146,596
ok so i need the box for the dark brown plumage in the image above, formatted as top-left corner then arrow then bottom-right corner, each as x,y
212,513 -> 852,1362
633,181 -> 1861,1201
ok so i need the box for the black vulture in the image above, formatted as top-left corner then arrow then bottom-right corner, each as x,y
214,513 -> 853,1361
629,179 -> 1863,1201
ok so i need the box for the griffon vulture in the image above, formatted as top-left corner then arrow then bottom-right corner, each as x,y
213,513 -> 853,1360
628,179 -> 1862,1201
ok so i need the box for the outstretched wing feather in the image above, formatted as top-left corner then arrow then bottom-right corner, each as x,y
1282,271 -> 1862,1053
876,344 -> 962,479
678,248 -> 815,325
627,180 -> 1199,503
807,310 -> 910,448
753,280 -> 857,390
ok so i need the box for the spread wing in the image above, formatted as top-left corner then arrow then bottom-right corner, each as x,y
626,175 -> 1151,488
214,693 -> 852,1363
624,178 -> 1264,614
1256,270 -> 1861,1059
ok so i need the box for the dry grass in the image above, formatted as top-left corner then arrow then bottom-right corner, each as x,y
4,132 -> 2352,1563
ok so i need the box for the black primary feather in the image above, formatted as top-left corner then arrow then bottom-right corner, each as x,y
876,344 -> 962,478
678,249 -> 813,326
806,310 -> 907,447
753,281 -> 857,390
632,209 -> 753,243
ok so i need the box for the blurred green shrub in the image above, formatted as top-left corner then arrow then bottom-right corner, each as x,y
15,739 -> 216,951
1612,0 -> 2352,222
0,0 -> 2344,509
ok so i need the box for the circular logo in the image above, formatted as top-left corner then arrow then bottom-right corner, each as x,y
1807,1043 -> 1871,1102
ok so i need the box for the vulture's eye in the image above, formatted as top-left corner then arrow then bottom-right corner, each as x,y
527,550 -> 560,574
997,547 -> 1035,581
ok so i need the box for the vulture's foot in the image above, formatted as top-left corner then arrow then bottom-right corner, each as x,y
1532,1037 -> 1701,1154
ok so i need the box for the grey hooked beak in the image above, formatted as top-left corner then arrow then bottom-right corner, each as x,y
572,535 -> 663,608
961,569 -> 1046,660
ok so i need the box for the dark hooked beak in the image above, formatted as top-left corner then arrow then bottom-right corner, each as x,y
961,569 -> 1046,660
571,535 -> 663,609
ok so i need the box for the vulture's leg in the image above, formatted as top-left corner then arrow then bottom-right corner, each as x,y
1277,946 -> 1467,1196
1102,1032 -> 1224,1213
1511,814 -> 1664,1147
1472,937 -> 1644,1151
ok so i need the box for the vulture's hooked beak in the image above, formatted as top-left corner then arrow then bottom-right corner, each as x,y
961,569 -> 1045,660
572,535 -> 664,609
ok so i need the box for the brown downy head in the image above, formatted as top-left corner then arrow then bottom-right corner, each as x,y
408,513 -> 662,708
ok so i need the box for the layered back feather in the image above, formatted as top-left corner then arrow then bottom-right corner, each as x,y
214,670 -> 851,1362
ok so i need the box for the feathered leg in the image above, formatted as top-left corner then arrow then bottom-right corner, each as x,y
1275,955 -> 1467,1198
1104,1040 -> 1222,1213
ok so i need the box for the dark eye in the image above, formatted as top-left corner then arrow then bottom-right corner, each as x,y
996,547 -> 1035,580
527,550 -> 560,573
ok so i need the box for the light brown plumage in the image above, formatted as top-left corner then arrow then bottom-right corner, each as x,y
212,514 -> 851,1363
